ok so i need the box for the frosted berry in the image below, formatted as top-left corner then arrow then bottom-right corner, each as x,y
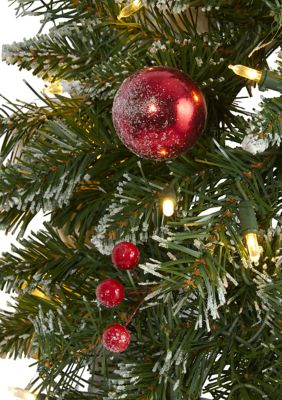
112,66 -> 207,160
102,324 -> 131,352
112,242 -> 140,270
96,278 -> 124,308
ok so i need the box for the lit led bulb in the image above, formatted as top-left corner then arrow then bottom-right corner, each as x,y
43,80 -> 63,95
118,0 -> 143,20
162,197 -> 175,217
32,288 -> 50,301
8,388 -> 36,400
239,200 -> 262,263
21,280 -> 50,301
245,233 -> 260,263
228,64 -> 282,93
228,65 -> 262,83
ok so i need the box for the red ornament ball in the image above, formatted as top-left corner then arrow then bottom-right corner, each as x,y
112,66 -> 207,161
112,242 -> 140,270
102,324 -> 131,352
96,278 -> 124,308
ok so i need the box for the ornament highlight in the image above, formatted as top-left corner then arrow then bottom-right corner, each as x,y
112,66 -> 207,160
112,242 -> 140,270
96,278 -> 125,308
102,324 -> 131,352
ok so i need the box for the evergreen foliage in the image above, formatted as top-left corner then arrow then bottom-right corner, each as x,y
0,1 -> 281,399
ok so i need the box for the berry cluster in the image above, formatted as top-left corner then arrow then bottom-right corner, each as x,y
96,242 -> 140,352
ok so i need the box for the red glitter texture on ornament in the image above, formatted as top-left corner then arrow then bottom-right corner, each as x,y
102,324 -> 131,352
112,66 -> 207,160
96,278 -> 125,308
112,242 -> 140,270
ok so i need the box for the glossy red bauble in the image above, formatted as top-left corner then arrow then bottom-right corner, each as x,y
96,278 -> 124,308
112,66 -> 207,161
112,242 -> 140,270
102,324 -> 131,352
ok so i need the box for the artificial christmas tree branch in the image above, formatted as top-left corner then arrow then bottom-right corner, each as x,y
0,0 -> 281,399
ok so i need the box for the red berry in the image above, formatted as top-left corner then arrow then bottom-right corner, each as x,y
102,324 -> 131,352
96,279 -> 124,308
112,242 -> 140,270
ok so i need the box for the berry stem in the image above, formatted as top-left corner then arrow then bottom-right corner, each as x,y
125,298 -> 145,327
132,269 -> 141,282
127,289 -> 150,295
